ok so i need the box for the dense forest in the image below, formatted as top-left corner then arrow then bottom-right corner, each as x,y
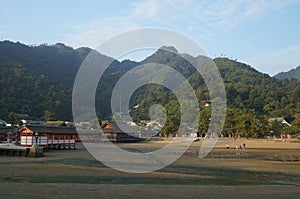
130,48 -> 300,137
0,41 -> 299,137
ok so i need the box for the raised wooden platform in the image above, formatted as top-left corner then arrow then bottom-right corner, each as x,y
0,144 -> 30,157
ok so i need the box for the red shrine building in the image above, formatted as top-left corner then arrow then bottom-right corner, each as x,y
19,125 -> 77,149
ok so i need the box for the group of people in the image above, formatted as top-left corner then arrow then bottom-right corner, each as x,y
226,143 -> 246,150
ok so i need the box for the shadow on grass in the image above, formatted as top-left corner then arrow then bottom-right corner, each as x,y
0,157 -> 299,186
0,175 -> 289,186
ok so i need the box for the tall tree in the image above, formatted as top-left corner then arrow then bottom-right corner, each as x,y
44,110 -> 58,121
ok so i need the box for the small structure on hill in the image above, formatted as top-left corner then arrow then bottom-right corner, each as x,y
204,101 -> 211,107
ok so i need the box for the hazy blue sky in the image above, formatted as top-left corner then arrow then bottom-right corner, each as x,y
1,0 -> 300,75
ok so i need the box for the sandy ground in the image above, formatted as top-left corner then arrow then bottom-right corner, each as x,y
215,138 -> 300,149
0,139 -> 299,199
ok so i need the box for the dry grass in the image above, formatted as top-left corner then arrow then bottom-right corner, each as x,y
0,139 -> 300,198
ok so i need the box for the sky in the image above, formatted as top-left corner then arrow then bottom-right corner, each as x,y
1,0 -> 300,75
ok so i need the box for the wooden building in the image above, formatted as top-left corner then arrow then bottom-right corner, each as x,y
101,121 -> 158,142
19,125 -> 77,149
268,117 -> 292,127
0,127 -> 16,142
0,127 -> 9,142
75,129 -> 103,143
102,121 -> 143,143
17,121 -> 158,147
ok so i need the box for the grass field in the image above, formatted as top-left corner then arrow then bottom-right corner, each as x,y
0,139 -> 300,198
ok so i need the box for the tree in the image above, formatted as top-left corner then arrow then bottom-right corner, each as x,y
256,115 -> 270,138
291,118 -> 300,134
198,107 -> 211,137
7,112 -> 20,124
160,116 -> 180,137
89,117 -> 101,129
235,109 -> 257,137
44,110 -> 58,121
158,100 -> 181,137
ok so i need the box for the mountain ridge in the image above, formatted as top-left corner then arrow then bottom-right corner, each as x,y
0,41 -> 299,137
274,66 -> 300,80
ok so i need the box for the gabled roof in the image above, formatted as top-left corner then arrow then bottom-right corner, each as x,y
102,121 -> 139,134
268,117 -> 291,127
101,121 -> 158,137
21,125 -> 77,134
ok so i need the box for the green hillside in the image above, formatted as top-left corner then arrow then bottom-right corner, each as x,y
0,41 -> 138,121
0,41 -> 299,137
131,51 -> 300,137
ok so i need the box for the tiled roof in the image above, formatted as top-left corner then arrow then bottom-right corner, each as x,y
0,127 -> 16,134
102,121 -> 158,137
268,117 -> 291,127
102,121 -> 139,133
25,125 -> 77,134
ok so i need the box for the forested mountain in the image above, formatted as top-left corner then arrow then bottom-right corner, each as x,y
0,41 -> 89,87
0,41 -> 137,121
130,49 -> 300,137
0,41 -> 299,137
274,66 -> 300,80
